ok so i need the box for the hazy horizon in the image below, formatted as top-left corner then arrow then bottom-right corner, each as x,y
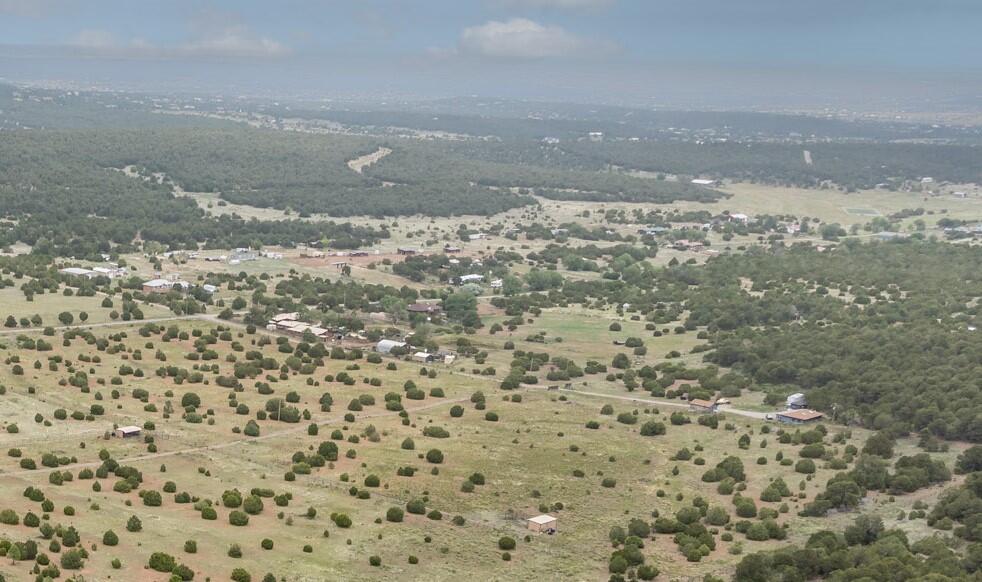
2,0 -> 982,113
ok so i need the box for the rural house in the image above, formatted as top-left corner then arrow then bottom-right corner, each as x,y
142,279 -> 189,294
776,409 -> 824,424
407,303 -> 442,315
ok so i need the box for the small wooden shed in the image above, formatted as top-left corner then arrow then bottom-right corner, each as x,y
527,514 -> 558,533
114,426 -> 142,438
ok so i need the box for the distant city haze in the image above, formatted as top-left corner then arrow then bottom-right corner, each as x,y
1,0 -> 981,113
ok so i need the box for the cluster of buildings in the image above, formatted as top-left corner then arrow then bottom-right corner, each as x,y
141,278 -> 191,294
59,265 -> 128,279
775,393 -> 824,424
687,392 -> 825,425
161,248 -> 283,264
266,312 -> 339,341
374,339 -> 456,365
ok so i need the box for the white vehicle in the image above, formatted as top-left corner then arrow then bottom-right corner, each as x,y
765,414 -> 774,421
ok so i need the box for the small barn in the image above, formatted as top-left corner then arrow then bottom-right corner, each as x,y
776,410 -> 824,424
527,514 -> 558,533
114,426 -> 142,438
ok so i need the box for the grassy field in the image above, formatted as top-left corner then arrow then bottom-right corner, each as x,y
99,179 -> 982,301
0,181 -> 976,580
0,309 -> 963,581
0,286 -> 173,330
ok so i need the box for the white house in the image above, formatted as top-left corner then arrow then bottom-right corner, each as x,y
692,178 -> 719,187
142,279 -> 189,293
458,274 -> 484,285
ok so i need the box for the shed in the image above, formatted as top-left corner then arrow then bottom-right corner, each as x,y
60,267 -> 97,278
114,426 -> 142,438
527,514 -> 558,533
141,278 -> 172,293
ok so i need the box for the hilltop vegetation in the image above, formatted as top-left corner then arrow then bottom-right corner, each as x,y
1,84 -> 982,581
0,130 -> 388,257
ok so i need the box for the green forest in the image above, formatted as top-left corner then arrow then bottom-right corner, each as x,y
486,240 -> 982,442
0,130 -> 388,257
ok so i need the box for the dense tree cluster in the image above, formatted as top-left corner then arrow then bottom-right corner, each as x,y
734,514 -> 979,581
0,130 -> 387,256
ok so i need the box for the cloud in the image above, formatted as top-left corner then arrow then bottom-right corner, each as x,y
494,0 -> 615,8
61,22 -> 290,59
178,24 -> 290,58
69,29 -> 117,49
0,0 -> 62,17
458,18 -> 609,59
181,10 -> 290,58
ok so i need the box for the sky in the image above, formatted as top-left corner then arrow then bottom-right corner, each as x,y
1,0 -> 981,110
